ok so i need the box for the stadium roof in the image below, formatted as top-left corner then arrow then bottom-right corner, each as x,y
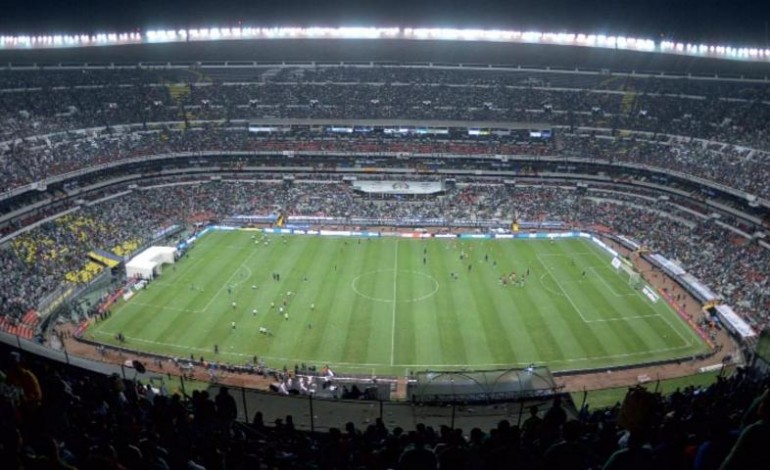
2,37 -> 770,78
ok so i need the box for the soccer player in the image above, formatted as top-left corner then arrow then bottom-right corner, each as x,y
231,301 -> 236,310
231,321 -> 236,330
311,303 -> 315,311
253,309 -> 258,316
284,312 -> 289,321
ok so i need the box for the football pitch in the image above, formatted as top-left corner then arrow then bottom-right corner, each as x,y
87,231 -> 709,375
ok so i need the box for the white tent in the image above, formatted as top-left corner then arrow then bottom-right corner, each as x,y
125,246 -> 177,280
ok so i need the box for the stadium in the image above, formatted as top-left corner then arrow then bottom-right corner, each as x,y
1,5 -> 770,468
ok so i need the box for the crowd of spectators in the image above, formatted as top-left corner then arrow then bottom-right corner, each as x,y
1,64 -> 768,346
1,66 -> 770,194
3,65 -> 770,147
0,128 -> 554,195
559,135 -> 770,199
0,180 -> 767,335
2,126 -> 770,200
1,342 -> 769,469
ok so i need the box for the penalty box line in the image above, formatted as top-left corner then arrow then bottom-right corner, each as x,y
534,253 -> 590,323
588,266 -> 635,298
536,254 -> 662,324
584,249 -> 691,346
200,248 -> 259,312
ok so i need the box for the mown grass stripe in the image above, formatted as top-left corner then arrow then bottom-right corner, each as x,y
90,232 -> 710,375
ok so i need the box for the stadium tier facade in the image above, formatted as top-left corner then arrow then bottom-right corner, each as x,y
0,37 -> 768,427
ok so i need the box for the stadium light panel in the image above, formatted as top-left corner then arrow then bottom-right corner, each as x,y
521,31 -> 542,42
0,23 -> 768,62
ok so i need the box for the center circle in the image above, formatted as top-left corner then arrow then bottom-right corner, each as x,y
351,269 -> 440,303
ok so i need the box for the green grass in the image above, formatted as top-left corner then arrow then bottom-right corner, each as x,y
143,374 -> 210,397
571,371 -> 724,410
86,231 -> 709,375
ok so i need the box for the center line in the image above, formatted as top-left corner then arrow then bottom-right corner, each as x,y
390,240 -> 398,366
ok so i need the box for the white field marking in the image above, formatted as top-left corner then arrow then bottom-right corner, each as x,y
537,273 -> 565,298
172,256 -> 205,276
233,266 -> 253,287
199,243 -> 253,250
557,268 -> 618,286
587,314 -> 661,323
534,254 -> 590,322
583,249 -> 646,297
125,301 -> 203,314
606,254 -> 692,347
536,252 -> 595,257
150,257 -> 207,287
391,240 -> 398,366
655,307 -> 692,347
583,246 -> 694,347
102,237 -> 701,370
93,330 -> 252,357
589,266 -> 633,297
201,250 -> 259,312
396,343 -> 697,366
92,329 -> 696,368
350,269 -> 439,303
535,255 -> 659,323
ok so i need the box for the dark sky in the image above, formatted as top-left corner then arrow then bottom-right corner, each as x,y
1,0 -> 770,46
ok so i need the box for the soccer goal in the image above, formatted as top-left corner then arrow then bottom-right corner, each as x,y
611,257 -> 644,289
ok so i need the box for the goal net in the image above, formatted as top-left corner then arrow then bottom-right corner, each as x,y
612,257 -> 643,289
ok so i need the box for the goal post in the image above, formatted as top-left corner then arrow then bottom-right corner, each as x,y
611,256 -> 643,289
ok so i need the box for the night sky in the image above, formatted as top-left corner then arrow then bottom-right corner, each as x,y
1,0 -> 769,46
